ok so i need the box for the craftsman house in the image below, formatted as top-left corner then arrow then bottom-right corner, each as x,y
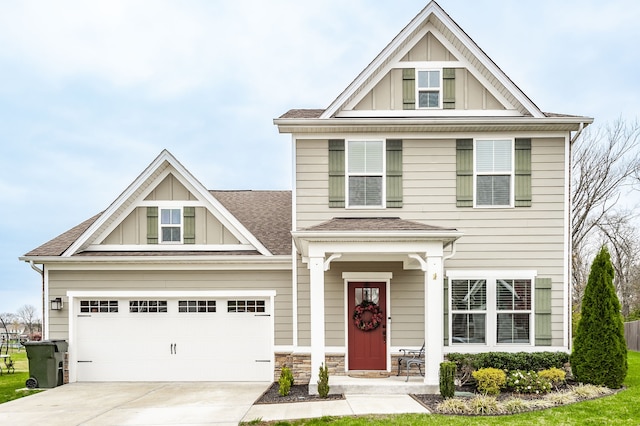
21,1 -> 591,391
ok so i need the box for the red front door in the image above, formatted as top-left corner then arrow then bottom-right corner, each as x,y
348,282 -> 387,370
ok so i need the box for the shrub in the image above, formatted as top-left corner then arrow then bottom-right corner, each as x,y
447,351 -> 569,378
472,368 -> 506,395
571,384 -> 612,399
506,370 -> 552,394
439,361 -> 456,399
436,398 -> 467,414
317,363 -> 330,398
539,367 -> 566,388
571,246 -> 628,388
501,397 -> 531,414
278,366 -> 294,396
445,353 -> 476,385
545,391 -> 577,406
468,394 -> 500,415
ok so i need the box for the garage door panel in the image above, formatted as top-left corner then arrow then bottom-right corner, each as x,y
74,297 -> 273,382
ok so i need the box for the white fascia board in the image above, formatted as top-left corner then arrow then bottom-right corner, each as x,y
292,230 -> 463,258
291,130 -> 574,141
23,255 -> 292,270
68,290 -> 277,298
85,244 -> 255,252
336,110 -> 523,118
63,150 -> 272,257
275,116 -> 594,134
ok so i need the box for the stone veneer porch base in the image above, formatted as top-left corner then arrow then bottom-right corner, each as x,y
274,352 -> 425,385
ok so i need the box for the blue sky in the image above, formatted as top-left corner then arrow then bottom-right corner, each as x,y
1,0 -> 639,316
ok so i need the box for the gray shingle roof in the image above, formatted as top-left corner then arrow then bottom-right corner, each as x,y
24,213 -> 102,257
24,191 -> 292,257
279,109 -> 325,119
210,190 -> 291,255
303,217 -> 456,232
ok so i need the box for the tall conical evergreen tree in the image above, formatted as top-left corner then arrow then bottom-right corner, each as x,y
571,246 -> 627,388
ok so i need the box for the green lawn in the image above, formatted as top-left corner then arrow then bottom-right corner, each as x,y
0,350 -> 42,403
251,351 -> 640,426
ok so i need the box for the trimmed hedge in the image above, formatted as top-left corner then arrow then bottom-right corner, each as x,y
446,351 -> 569,385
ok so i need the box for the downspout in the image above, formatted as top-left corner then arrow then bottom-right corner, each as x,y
567,122 -> 586,350
29,261 -> 45,338
443,240 -> 457,262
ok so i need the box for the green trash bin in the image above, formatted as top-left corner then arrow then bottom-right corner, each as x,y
23,340 -> 68,389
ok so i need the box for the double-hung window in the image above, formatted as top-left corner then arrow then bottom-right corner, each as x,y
496,279 -> 532,343
449,272 -> 534,346
451,279 -> 487,344
347,140 -> 384,207
417,69 -> 441,108
160,208 -> 182,243
475,139 -> 513,207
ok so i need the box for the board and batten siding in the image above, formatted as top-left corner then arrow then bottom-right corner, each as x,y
47,269 -> 292,345
295,136 -> 568,346
103,207 -> 239,246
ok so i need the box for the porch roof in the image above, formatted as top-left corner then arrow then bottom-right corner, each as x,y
292,217 -> 462,261
303,217 -> 455,232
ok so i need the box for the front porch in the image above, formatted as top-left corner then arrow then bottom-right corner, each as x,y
323,374 -> 439,395
292,217 -> 463,393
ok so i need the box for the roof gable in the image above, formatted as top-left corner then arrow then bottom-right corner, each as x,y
321,0 -> 544,119
61,150 -> 275,257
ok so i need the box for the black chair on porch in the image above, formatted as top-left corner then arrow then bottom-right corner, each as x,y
396,342 -> 425,381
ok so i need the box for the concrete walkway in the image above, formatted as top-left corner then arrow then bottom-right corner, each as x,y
242,394 -> 430,423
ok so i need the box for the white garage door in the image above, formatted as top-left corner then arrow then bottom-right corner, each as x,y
74,297 -> 273,382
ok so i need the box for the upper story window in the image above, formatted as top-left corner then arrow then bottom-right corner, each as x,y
417,69 -> 441,108
160,208 -> 182,243
475,139 -> 513,207
347,140 -> 384,207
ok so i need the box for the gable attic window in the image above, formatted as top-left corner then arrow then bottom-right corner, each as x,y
160,208 -> 182,243
347,140 -> 384,207
417,69 -> 441,108
475,139 -> 513,207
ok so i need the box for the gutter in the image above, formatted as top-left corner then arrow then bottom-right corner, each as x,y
570,122 -> 587,145
29,261 -> 45,338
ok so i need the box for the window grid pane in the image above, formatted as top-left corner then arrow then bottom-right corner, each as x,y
349,176 -> 383,206
477,175 -> 510,206
129,300 -> 168,313
497,313 -> 530,343
452,313 -> 486,344
80,300 -> 118,313
178,300 -> 216,313
227,300 -> 266,313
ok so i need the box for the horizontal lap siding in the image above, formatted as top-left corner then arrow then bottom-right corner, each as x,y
48,269 -> 292,345
295,137 -> 568,346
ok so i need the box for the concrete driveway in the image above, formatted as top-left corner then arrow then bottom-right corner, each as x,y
0,382 -> 270,426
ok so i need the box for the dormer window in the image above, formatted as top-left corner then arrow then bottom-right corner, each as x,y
160,208 -> 182,243
417,69 -> 441,108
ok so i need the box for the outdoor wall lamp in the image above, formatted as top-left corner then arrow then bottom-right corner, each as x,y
50,297 -> 63,311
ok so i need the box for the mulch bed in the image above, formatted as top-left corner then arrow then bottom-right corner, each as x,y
254,383 -> 345,404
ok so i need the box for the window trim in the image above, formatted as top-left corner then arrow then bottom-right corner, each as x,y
345,139 -> 386,209
416,68 -> 442,109
159,207 -> 183,244
447,270 -> 537,348
473,138 -> 515,208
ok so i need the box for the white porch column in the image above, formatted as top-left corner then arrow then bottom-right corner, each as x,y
424,254 -> 444,386
308,255 -> 326,386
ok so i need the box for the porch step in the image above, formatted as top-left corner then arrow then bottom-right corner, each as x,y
320,375 -> 439,395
